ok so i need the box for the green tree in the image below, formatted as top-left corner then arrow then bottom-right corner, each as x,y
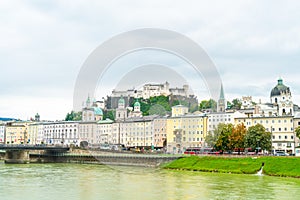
103,110 -> 115,120
295,126 -> 300,139
231,98 -> 242,110
65,111 -> 82,121
215,123 -> 234,152
199,99 -> 217,111
244,124 -> 272,152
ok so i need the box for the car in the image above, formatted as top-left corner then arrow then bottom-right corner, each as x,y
275,152 -> 289,156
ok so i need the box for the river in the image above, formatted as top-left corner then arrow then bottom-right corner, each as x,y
0,161 -> 299,200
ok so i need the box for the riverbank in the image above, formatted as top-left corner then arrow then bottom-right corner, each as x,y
163,156 -> 300,178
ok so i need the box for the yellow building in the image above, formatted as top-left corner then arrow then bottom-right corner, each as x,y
27,123 -> 43,145
5,121 -> 34,144
5,124 -> 27,144
235,116 -> 295,154
166,113 -> 208,154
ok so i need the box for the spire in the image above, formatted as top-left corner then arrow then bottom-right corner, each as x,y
86,95 -> 91,108
219,84 -> 225,100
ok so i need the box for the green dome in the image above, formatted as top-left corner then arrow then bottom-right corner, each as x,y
93,107 -> 103,115
270,78 -> 290,97
134,101 -> 140,107
118,98 -> 125,104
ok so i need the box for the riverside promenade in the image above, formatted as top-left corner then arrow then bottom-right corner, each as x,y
0,146 -> 181,167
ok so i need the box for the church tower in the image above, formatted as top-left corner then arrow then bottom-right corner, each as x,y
115,97 -> 127,121
217,84 -> 226,112
270,78 -> 293,116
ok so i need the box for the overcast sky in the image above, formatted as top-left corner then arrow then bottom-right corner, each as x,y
1,0 -> 300,120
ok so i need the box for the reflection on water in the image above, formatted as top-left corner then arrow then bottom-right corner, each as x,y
0,161 -> 300,200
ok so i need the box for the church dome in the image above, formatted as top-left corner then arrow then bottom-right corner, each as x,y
93,107 -> 103,116
118,98 -> 125,104
134,101 -> 141,107
270,78 -> 290,97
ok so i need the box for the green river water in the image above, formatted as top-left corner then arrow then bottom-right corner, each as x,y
0,161 -> 299,200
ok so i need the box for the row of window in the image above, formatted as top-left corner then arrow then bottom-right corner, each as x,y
173,137 -> 203,142
272,135 -> 294,140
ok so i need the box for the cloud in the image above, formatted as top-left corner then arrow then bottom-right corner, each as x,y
1,0 -> 300,119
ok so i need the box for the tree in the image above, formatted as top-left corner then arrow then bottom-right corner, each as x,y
295,126 -> 300,139
228,123 -> 247,154
231,98 -> 242,110
199,99 -> 217,111
215,123 -> 234,152
103,110 -> 115,120
205,123 -> 226,148
65,111 -> 82,121
244,124 -> 272,152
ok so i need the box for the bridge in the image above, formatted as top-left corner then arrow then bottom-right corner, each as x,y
0,144 -> 70,151
0,145 -> 70,164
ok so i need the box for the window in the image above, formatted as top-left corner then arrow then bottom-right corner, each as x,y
285,135 -> 287,139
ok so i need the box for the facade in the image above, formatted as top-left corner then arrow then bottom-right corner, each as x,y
118,116 -> 158,148
235,116 -> 295,154
95,119 -> 114,144
5,124 -> 27,144
293,112 -> 300,148
27,123 -> 39,145
167,107 -> 208,154
43,121 -> 79,145
153,117 -> 167,148
82,97 -> 103,121
115,97 -> 127,121
0,124 -> 5,144
171,105 -> 189,117
142,82 -> 170,99
207,111 -> 247,133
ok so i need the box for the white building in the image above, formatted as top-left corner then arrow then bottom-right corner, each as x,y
43,121 -> 79,146
207,111 -> 247,133
95,119 -> 114,144
0,124 -> 5,144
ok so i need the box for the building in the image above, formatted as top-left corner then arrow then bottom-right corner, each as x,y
235,116 -> 295,154
167,105 -> 208,154
43,121 -> 79,145
0,124 -> 5,144
207,111 -> 247,133
217,84 -> 226,112
107,82 -> 191,109
95,119 -> 114,144
115,97 -> 128,121
128,100 -> 142,118
82,96 -> 103,121
5,123 -> 27,144
171,105 -> 188,117
153,117 -> 167,148
293,112 -> 300,148
118,115 -> 158,148
270,78 -> 294,116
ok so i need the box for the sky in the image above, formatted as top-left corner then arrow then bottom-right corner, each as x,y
1,0 -> 300,120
